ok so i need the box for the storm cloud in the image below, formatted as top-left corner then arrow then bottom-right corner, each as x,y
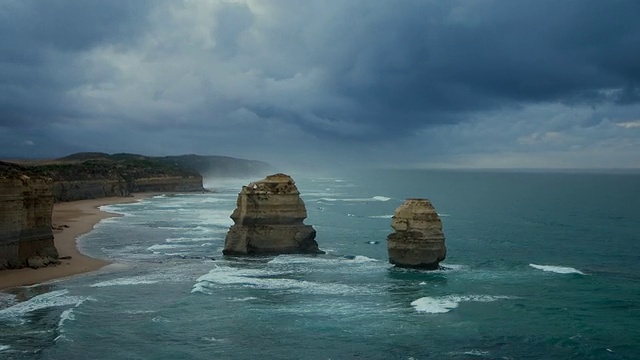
1,0 -> 639,168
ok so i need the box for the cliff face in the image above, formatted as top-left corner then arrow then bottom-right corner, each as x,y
130,176 -> 203,192
53,179 -> 129,202
223,173 -> 323,255
28,156 -> 205,202
387,198 -> 446,270
0,162 -> 59,270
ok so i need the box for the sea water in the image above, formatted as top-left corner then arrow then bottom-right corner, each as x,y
1,170 -> 639,359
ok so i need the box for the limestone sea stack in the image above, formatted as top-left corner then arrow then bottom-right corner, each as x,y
387,198 -> 446,270
223,173 -> 323,255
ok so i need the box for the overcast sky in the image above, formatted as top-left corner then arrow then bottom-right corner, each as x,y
1,0 -> 639,169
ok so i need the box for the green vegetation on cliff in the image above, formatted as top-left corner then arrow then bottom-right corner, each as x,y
1,153 -> 271,202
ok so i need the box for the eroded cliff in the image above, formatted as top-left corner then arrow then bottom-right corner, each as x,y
223,173 -> 323,255
0,161 -> 59,270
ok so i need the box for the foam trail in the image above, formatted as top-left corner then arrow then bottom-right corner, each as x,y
529,264 -> 585,275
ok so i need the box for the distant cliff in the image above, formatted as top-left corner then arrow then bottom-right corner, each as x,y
158,154 -> 272,179
5,153 -> 270,202
0,161 -> 59,270
27,154 -> 204,202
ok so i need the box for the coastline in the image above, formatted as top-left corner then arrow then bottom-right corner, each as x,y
0,194 -> 151,291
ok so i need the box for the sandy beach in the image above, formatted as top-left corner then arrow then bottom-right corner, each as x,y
0,194 -> 150,291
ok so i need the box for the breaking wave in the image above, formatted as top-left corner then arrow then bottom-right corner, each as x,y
411,295 -> 513,314
317,196 -> 391,202
529,264 -> 585,275
90,276 -> 161,287
192,265 -> 371,295
0,290 -> 94,321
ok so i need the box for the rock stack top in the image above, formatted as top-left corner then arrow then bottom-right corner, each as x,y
387,198 -> 446,270
223,173 -> 322,255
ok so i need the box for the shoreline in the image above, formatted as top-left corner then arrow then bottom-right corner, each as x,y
0,194 -> 152,291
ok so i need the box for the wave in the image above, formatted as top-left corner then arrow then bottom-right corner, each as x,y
0,345 -> 10,352
267,254 -> 379,265
0,290 -> 94,321
228,297 -> 259,302
368,215 -> 393,219
192,265 -> 371,295
529,264 -> 585,275
411,295 -> 513,314
90,276 -> 161,287
317,196 -> 391,202
346,255 -> 378,263
58,308 -> 75,327
147,244 -> 185,252
165,236 -> 213,243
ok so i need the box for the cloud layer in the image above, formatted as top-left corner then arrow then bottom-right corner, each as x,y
1,0 -> 639,168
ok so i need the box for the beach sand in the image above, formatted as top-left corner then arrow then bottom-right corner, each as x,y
0,194 -> 150,290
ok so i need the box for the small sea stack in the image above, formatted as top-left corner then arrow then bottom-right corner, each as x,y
387,198 -> 446,270
223,173 -> 323,255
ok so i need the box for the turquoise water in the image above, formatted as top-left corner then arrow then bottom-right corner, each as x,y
1,170 -> 639,359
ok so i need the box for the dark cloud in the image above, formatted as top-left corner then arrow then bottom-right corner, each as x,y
0,0 -> 639,167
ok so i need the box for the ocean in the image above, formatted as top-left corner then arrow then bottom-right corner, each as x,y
1,169 -> 639,359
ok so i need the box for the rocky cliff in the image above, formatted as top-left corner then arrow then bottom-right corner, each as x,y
21,154 -> 206,202
223,173 -> 323,255
0,161 -> 59,270
387,198 -> 446,270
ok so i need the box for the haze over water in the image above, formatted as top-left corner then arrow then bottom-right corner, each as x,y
1,170 -> 639,359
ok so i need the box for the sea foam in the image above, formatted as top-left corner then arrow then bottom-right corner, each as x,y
90,276 -> 161,287
317,196 -> 391,202
0,290 -> 94,321
411,295 -> 513,314
529,264 -> 585,275
192,265 -> 371,295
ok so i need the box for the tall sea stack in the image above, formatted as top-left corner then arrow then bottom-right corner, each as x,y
0,162 -> 59,270
387,198 -> 446,270
223,173 -> 322,255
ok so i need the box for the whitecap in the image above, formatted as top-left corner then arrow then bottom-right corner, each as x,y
438,213 -> 451,217
165,236 -> 212,243
122,310 -> 157,314
317,196 -> 391,202
0,290 -> 94,320
463,350 -> 490,357
229,297 -> 258,302
349,255 -> 378,263
368,215 -> 394,219
529,264 -> 585,275
411,295 -> 513,314
0,345 -> 10,352
439,263 -> 467,271
147,244 -> 184,252
90,276 -> 160,287
58,308 -> 75,327
193,266 -> 369,295
152,316 -> 170,323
